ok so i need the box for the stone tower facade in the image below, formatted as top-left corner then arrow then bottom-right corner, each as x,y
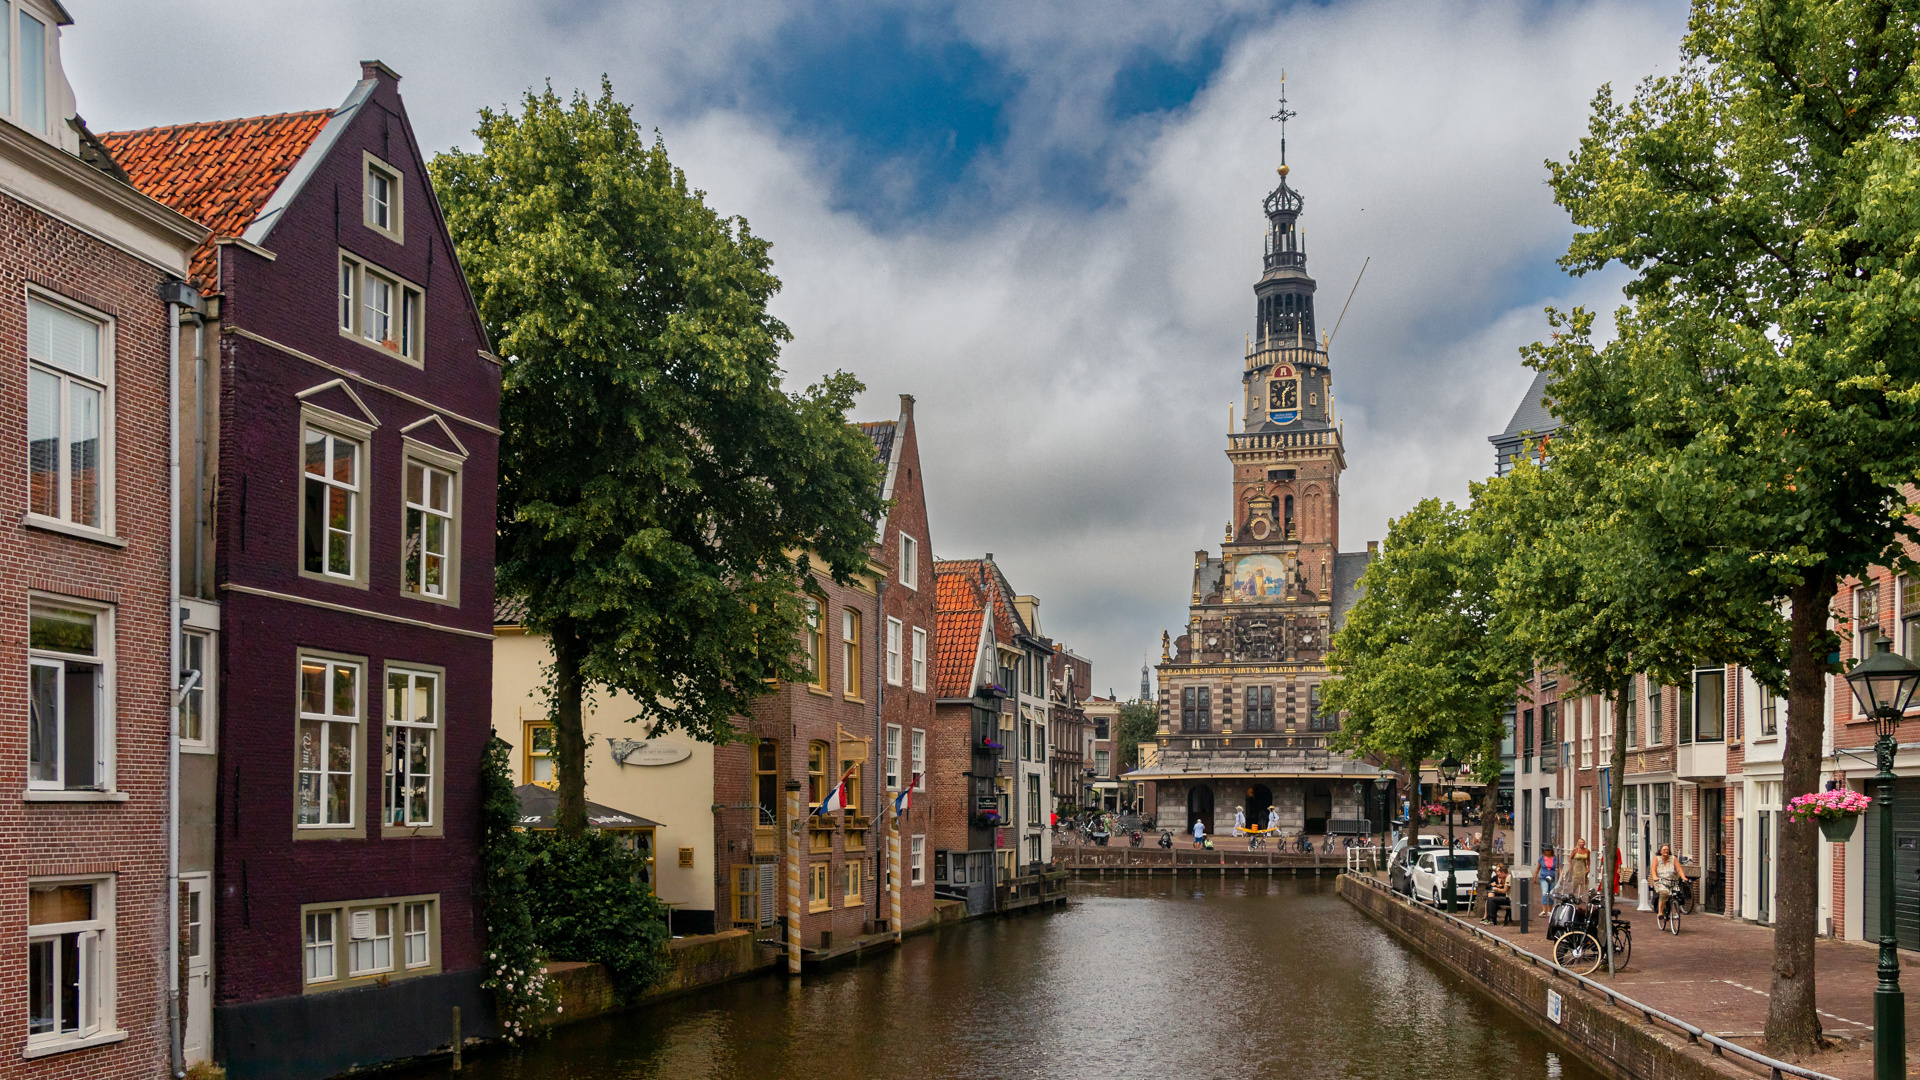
1132,148 -> 1385,839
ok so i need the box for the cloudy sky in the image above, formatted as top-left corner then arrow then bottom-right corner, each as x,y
65,0 -> 1683,694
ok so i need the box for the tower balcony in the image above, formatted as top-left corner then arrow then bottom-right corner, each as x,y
1230,428 -> 1340,453
1245,340 -> 1323,370
1264,249 -> 1307,272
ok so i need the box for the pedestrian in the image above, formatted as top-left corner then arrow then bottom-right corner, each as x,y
1568,839 -> 1592,898
1267,805 -> 1281,834
1538,846 -> 1557,915
1192,818 -> 1206,848
1235,805 -> 1248,836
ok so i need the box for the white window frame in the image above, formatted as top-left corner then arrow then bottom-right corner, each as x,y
910,626 -> 927,692
910,835 -> 925,886
337,251 -> 424,365
885,616 -> 903,686
402,457 -> 458,602
5,3 -> 58,138
899,534 -> 918,589
26,877 -> 115,1055
303,910 -> 336,985
302,895 -> 440,993
403,900 -> 431,969
179,627 -> 214,752
1095,748 -> 1110,776
27,599 -> 111,794
296,654 -> 363,833
346,906 -> 394,977
301,422 -> 368,586
910,728 -> 926,791
383,665 -> 442,834
26,292 -> 113,536
363,152 -> 404,243
883,725 -> 901,791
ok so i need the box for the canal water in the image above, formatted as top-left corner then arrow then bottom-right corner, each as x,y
410,877 -> 1597,1079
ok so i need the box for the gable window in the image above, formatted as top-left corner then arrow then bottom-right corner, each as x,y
337,254 -> 424,364
364,155 -> 403,241
899,535 -> 918,588
842,609 -> 861,699
29,603 -> 107,792
885,617 -> 903,686
910,627 -> 927,691
27,297 -> 108,531
297,657 -> 361,829
303,426 -> 362,581
403,460 -> 456,599
28,880 -> 109,1048
384,668 -> 439,829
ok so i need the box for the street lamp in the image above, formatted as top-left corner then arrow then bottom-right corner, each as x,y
1843,633 -> 1920,1080
1440,754 -> 1469,913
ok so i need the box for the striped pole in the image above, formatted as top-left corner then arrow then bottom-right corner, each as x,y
890,807 -> 903,943
786,782 -> 802,975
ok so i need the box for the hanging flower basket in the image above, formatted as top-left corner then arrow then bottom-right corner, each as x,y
1787,789 -> 1870,843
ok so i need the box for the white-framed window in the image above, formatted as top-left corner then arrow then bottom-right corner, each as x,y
404,901 -> 431,969
885,616 -> 903,686
27,879 -> 110,1049
5,3 -> 53,137
337,253 -> 424,363
1095,748 -> 1110,775
910,728 -> 926,791
179,628 -> 213,750
910,626 -> 927,692
910,836 -> 925,885
884,724 -> 901,791
384,668 -> 439,828
297,657 -> 360,829
303,910 -> 335,984
403,460 -> 455,599
899,534 -> 918,588
364,153 -> 403,242
347,907 -> 393,977
27,296 -> 109,531
842,609 -> 861,698
28,601 -> 107,792
303,426 -> 362,581
1902,574 -> 1918,663
1857,581 -> 1882,660
304,896 -> 438,991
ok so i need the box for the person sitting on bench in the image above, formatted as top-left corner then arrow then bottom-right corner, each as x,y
1483,863 -> 1513,925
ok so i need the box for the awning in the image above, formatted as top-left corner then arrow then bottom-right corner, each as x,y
514,784 -> 663,830
1090,781 -> 1120,790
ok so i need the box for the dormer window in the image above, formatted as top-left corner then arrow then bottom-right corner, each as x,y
338,252 -> 423,365
364,153 -> 403,242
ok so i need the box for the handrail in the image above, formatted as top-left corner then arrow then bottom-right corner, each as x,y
1347,873 -> 1840,1080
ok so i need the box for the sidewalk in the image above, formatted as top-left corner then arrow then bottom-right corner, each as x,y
1455,881 -> 1919,1079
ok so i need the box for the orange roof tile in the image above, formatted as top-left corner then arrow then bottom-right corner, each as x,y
100,110 -> 332,289
934,563 -> 988,697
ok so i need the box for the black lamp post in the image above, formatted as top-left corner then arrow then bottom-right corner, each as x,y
1842,633 -> 1920,1080
1440,753 -> 1464,913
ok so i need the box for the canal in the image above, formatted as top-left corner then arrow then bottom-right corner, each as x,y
409,877 -> 1597,1079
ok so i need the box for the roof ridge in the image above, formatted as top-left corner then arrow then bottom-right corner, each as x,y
102,108 -> 334,139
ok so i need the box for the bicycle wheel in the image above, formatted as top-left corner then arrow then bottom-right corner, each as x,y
1668,905 -> 1680,935
1554,930 -> 1603,975
1609,925 -> 1631,969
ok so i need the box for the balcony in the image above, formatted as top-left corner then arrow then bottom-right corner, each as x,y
1676,740 -> 1727,780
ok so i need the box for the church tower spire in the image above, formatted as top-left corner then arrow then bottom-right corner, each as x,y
1245,74 -> 1330,434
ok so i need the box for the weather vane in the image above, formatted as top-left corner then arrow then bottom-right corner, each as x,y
1270,71 -> 1296,177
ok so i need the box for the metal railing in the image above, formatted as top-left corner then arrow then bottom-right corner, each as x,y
1347,873 -> 1839,1080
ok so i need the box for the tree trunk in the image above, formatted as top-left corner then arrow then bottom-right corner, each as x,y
552,623 -> 589,838
1480,784 -> 1498,852
1765,574 -> 1836,1054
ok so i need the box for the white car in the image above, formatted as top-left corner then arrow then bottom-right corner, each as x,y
1387,834 -> 1448,895
1410,849 -> 1480,909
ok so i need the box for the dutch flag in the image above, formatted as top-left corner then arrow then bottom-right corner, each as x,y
817,775 -> 849,815
893,774 -> 920,818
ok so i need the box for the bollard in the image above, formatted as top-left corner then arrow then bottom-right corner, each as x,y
1518,879 -> 1530,935
451,1005 -> 462,1071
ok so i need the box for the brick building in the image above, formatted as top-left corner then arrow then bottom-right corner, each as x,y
1049,645 -> 1090,812
1130,148 -> 1385,838
0,6 -> 206,1075
1082,695 -> 1121,812
105,61 -> 501,1079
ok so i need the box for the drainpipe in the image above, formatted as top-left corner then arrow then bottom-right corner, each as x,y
159,278 -> 199,1079
873,576 -> 885,933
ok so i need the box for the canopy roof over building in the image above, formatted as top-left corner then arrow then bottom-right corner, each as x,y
513,784 -> 661,831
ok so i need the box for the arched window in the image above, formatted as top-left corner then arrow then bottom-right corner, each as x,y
808,741 -> 829,807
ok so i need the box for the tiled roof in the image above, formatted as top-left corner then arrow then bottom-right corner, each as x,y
1493,369 -> 1557,442
938,558 -> 1022,644
858,420 -> 897,470
934,564 -> 987,697
100,109 -> 333,289
495,595 -> 529,627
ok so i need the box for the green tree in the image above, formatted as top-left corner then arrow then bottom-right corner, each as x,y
1114,700 -> 1159,772
1535,0 -> 1920,1049
432,84 -> 885,836
1321,498 -> 1526,799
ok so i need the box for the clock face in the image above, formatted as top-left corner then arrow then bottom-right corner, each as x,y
1268,372 -> 1300,423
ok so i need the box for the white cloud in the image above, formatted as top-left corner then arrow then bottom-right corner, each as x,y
60,0 -> 1686,690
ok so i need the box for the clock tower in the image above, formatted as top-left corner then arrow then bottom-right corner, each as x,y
1132,93 -> 1387,840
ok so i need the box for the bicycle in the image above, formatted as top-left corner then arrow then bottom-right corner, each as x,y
1657,880 -> 1688,934
1551,890 -> 1633,974
1246,834 -> 1267,852
1293,833 -> 1314,854
1321,835 -> 1337,854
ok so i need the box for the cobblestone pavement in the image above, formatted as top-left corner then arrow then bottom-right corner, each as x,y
1407,874 -> 1920,1080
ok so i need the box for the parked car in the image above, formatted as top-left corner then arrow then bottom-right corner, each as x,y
1410,849 -> 1480,908
1388,834 -> 1447,895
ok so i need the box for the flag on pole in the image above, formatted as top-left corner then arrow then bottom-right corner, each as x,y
813,761 -> 860,816
893,774 -> 921,819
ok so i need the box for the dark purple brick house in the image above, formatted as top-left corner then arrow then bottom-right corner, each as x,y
103,61 -> 499,1079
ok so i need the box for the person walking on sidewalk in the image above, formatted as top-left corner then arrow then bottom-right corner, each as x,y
1538,846 -> 1557,915
1567,839 -> 1592,898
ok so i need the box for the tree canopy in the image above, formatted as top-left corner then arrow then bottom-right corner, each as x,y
432,82 -> 885,834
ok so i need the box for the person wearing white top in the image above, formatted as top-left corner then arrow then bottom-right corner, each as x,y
1192,819 -> 1206,846
1234,807 -> 1248,835
1267,806 -> 1281,833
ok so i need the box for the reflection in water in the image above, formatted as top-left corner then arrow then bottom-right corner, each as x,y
401,877 -> 1598,1080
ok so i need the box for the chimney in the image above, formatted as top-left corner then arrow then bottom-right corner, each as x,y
360,59 -> 403,84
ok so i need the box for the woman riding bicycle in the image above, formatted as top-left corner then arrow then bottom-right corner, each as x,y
1652,843 -> 1688,928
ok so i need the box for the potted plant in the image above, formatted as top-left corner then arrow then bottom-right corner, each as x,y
1788,788 -> 1872,842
